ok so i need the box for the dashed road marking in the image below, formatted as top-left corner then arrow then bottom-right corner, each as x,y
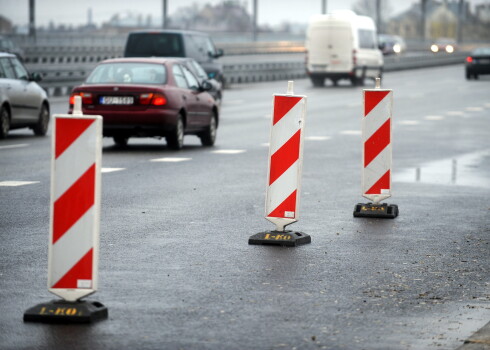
0,181 -> 40,187
150,157 -> 192,162
446,111 -> 466,116
340,130 -> 361,135
261,143 -> 269,147
484,103 -> 490,108
212,149 -> 246,154
101,167 -> 126,173
466,107 -> 484,112
425,115 -> 445,121
264,114 -> 271,119
398,120 -> 420,126
305,136 -> 331,141
0,144 -> 29,150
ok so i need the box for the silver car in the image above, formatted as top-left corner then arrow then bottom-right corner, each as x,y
0,52 -> 50,138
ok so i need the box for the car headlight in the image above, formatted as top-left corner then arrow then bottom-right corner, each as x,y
431,44 -> 439,53
445,45 -> 454,53
393,44 -> 401,53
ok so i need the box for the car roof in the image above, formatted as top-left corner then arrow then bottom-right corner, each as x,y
0,52 -> 15,58
99,57 -> 185,65
128,29 -> 208,36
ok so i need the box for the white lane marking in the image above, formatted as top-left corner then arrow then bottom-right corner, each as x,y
150,157 -> 191,162
305,136 -> 331,141
484,103 -> 490,108
398,120 -> 420,126
101,167 -> 125,173
261,143 -> 270,147
0,181 -> 40,187
425,115 -> 445,121
347,103 -> 361,108
226,99 -> 244,105
446,111 -> 465,116
212,149 -> 246,154
466,107 -> 484,112
264,114 -> 271,119
340,130 -> 361,135
0,143 -> 29,150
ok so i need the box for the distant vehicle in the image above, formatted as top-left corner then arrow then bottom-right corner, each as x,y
174,57 -> 223,105
0,36 -> 25,61
0,52 -> 49,139
305,10 -> 384,87
124,30 -> 225,86
430,38 -> 457,53
465,47 -> 490,80
378,34 -> 406,55
68,57 -> 219,149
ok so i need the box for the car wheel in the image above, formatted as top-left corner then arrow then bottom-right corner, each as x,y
33,103 -> 50,136
0,105 -> 10,139
350,76 -> 364,86
311,76 -> 324,87
199,113 -> 217,147
113,136 -> 129,146
331,78 -> 339,86
474,74 -> 479,80
166,115 -> 184,150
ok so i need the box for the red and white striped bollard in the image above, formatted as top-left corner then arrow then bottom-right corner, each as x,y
249,81 -> 311,246
354,78 -> 398,218
24,96 -> 108,323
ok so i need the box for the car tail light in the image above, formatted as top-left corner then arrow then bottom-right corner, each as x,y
69,92 -> 93,106
151,93 -> 167,106
466,56 -> 473,63
139,93 -> 167,106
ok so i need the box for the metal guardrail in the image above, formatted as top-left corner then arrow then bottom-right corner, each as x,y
21,44 -> 469,96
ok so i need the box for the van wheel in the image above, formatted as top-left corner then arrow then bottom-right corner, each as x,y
311,76 -> 324,87
113,136 -> 129,146
331,78 -> 339,86
350,76 -> 364,86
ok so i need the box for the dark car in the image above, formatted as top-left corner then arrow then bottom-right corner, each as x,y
124,30 -> 225,86
465,47 -> 490,80
0,52 -> 50,139
430,38 -> 456,53
175,57 -> 222,105
69,57 -> 219,149
378,34 -> 406,55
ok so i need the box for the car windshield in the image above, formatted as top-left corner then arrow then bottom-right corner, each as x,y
473,48 -> 490,55
86,62 -> 167,84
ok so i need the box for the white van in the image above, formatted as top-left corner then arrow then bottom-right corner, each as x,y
305,11 -> 383,86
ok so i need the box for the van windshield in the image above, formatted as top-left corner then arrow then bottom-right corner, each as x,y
125,33 -> 185,57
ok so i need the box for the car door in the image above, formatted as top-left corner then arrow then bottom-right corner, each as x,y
10,57 -> 41,121
0,57 -> 27,125
181,64 -> 210,128
172,63 -> 201,130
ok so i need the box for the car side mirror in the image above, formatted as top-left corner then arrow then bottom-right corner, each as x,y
29,72 -> 42,82
200,80 -> 212,92
211,48 -> 224,58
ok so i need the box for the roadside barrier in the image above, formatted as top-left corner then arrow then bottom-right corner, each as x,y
249,81 -> 311,246
24,96 -> 108,323
354,78 -> 398,218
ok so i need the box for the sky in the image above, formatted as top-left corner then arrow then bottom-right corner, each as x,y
1,0 -> 488,28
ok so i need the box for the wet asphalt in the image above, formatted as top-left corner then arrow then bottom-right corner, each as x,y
0,64 -> 489,349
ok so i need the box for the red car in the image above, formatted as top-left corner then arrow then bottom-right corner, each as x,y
69,57 -> 219,149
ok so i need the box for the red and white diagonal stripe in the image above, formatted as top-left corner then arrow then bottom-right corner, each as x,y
265,94 -> 306,231
362,89 -> 393,203
48,116 -> 102,302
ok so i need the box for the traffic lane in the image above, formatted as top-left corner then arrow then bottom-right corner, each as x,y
1,66 -> 489,349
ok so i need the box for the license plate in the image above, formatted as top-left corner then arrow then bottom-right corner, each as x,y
100,96 -> 134,105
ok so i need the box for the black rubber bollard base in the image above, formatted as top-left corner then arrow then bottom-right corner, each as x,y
353,202 -> 399,219
249,230 -> 311,246
23,299 -> 108,324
